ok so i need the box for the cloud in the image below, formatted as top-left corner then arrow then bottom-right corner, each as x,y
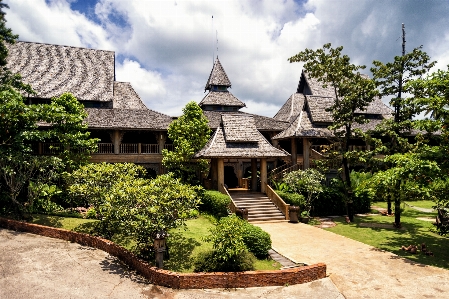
6,0 -> 449,117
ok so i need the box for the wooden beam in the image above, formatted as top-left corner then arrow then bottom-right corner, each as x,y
217,158 -> 225,194
260,158 -> 267,193
251,158 -> 258,191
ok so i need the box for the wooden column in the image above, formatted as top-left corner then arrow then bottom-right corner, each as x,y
260,158 -> 267,193
158,132 -> 166,154
211,158 -> 218,190
251,158 -> 258,191
112,130 -> 121,154
217,158 -> 225,194
303,138 -> 310,170
291,138 -> 297,165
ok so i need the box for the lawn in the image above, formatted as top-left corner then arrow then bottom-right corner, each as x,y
324,201 -> 449,269
30,214 -> 281,272
404,200 -> 436,210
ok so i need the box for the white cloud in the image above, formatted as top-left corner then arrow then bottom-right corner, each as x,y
6,0 -> 449,117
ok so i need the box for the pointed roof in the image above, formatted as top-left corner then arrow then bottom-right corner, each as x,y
273,93 -> 305,123
205,57 -> 232,90
198,90 -> 246,108
194,114 -> 289,158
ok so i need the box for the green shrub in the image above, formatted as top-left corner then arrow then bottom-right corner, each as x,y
242,222 -> 271,258
199,190 -> 231,218
276,191 -> 305,207
193,249 -> 255,272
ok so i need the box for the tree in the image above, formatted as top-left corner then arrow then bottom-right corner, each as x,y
162,101 -> 211,184
68,163 -> 202,259
283,168 -> 325,216
289,43 -> 378,217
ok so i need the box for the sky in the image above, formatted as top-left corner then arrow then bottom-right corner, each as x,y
6,0 -> 449,117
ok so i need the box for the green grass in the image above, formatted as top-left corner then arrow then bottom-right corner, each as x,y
30,214 -> 281,272
325,201 -> 449,269
404,200 -> 436,210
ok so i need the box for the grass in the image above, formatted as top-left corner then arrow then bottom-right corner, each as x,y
404,200 -> 436,210
30,213 -> 281,272
325,201 -> 449,269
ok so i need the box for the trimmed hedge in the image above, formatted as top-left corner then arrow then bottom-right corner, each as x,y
199,190 -> 231,218
193,250 -> 256,272
276,191 -> 305,207
242,222 -> 272,258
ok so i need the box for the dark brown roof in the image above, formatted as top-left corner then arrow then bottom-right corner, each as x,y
113,82 -> 147,109
273,110 -> 333,140
194,114 -> 289,158
273,93 -> 305,123
205,57 -> 231,90
199,91 -> 246,108
302,71 -> 335,97
85,108 -> 173,130
306,96 -> 333,123
203,110 -> 289,131
7,41 -> 114,102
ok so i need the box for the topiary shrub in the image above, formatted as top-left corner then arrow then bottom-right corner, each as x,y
241,222 -> 272,258
193,250 -> 255,272
199,190 -> 231,218
276,191 -> 305,207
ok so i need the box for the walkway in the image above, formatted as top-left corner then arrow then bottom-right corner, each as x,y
255,221 -> 449,299
0,228 -> 343,299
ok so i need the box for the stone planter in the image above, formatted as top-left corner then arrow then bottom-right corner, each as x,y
236,207 -> 249,220
289,206 -> 300,223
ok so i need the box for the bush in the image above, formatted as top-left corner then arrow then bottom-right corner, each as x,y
242,222 -> 271,258
276,191 -> 305,207
199,190 -> 231,218
193,249 -> 255,272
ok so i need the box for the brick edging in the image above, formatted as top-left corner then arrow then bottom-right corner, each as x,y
0,217 -> 326,289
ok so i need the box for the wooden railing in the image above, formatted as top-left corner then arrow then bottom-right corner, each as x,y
222,184 -> 237,214
142,144 -> 159,154
96,143 -> 114,154
120,143 -> 138,154
265,183 -> 289,220
269,162 -> 303,182
164,144 -> 174,151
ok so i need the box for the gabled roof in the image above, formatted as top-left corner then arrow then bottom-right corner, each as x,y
306,96 -> 333,123
273,93 -> 305,123
202,110 -> 289,131
222,114 -> 258,142
194,114 -> 289,158
85,108 -> 173,130
7,41 -> 115,102
113,82 -> 147,109
199,91 -> 246,108
273,110 -> 333,140
205,57 -> 231,90
300,71 -> 335,97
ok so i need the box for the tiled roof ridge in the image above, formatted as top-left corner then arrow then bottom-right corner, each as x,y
15,40 -> 114,53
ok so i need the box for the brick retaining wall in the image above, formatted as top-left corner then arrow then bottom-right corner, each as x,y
0,217 -> 326,289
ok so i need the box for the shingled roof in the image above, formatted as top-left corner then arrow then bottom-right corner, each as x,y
273,93 -> 305,123
7,41 -> 114,102
203,110 -> 289,131
273,110 -> 333,140
113,82 -> 147,109
199,90 -> 246,108
85,108 -> 173,130
205,57 -> 232,90
194,114 -> 289,158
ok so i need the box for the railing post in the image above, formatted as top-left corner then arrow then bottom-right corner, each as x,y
138,143 -> 141,154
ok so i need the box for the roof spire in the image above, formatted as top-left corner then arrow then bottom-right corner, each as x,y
204,57 -> 232,91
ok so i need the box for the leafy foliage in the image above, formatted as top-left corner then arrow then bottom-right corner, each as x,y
283,168 -> 325,214
199,190 -> 231,219
162,101 -> 211,184
275,190 -> 305,207
241,222 -> 272,258
289,43 -> 378,190
193,249 -> 255,272
67,163 -> 202,258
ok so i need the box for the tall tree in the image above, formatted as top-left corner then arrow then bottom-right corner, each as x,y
162,101 -> 211,184
289,43 -> 378,218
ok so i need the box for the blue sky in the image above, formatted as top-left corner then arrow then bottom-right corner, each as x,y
7,0 -> 449,117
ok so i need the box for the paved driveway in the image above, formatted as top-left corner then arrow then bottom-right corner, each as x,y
255,221 -> 449,299
0,228 -> 343,299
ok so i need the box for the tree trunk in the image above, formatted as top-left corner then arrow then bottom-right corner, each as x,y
394,198 -> 401,228
387,196 -> 392,215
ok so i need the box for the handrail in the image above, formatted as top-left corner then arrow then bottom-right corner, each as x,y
269,163 -> 303,182
265,183 -> 290,221
221,184 -> 237,214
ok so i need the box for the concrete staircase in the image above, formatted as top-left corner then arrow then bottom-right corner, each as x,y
229,190 -> 286,222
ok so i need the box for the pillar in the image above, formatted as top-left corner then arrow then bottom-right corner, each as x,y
158,132 -> 166,154
112,130 -> 121,154
211,158 -> 218,190
251,158 -> 258,191
260,158 -> 267,193
291,138 -> 297,165
217,158 -> 225,194
303,138 -> 310,170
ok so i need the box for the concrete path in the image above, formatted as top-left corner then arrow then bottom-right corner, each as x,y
255,221 -> 449,299
0,228 -> 343,299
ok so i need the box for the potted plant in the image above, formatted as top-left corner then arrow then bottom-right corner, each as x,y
300,211 -> 311,223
